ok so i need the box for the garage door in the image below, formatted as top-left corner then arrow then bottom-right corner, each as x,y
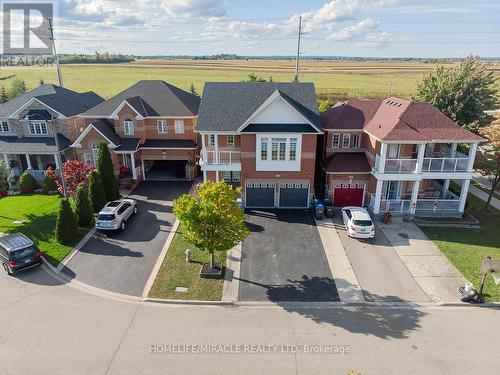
333,185 -> 364,207
246,182 -> 275,208
279,183 -> 310,208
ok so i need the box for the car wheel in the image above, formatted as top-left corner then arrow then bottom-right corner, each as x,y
120,221 -> 126,231
133,206 -> 138,215
3,263 -> 12,275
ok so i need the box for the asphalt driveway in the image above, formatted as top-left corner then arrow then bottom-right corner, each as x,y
333,214 -> 430,302
62,181 -> 192,296
239,209 -> 339,302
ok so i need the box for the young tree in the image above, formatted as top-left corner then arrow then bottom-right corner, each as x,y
475,116 -> 500,210
0,161 -> 8,192
42,167 -> 58,192
39,78 -> 45,86
318,99 -> 332,112
416,56 -> 498,131
173,181 -> 250,270
55,199 -> 78,245
7,77 -> 27,99
245,73 -> 267,82
59,160 -> 94,197
74,186 -> 94,226
189,83 -> 199,96
87,170 -> 107,213
97,142 -> 120,201
0,85 -> 8,103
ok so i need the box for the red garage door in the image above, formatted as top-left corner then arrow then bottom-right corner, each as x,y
333,186 -> 364,207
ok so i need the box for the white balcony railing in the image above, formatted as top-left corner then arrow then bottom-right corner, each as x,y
374,155 -> 418,174
200,150 -> 241,165
369,194 -> 460,214
421,157 -> 469,173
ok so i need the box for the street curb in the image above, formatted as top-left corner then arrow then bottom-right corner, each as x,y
56,228 -> 96,272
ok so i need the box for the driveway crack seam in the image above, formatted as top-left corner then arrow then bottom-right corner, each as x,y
104,304 -> 141,375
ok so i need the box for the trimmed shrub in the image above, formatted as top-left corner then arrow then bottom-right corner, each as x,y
97,142 -> 120,201
55,199 -> 78,245
75,186 -> 94,227
42,174 -> 57,192
19,171 -> 37,192
88,170 -> 107,213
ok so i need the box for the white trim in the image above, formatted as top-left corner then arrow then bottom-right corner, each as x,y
174,119 -> 185,134
157,119 -> 167,133
332,133 -> 340,148
109,100 -> 145,120
9,97 -> 67,119
70,123 -> 119,148
138,147 -> 197,150
342,134 -> 351,148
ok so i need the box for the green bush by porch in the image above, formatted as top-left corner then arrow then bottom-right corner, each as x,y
19,171 -> 37,191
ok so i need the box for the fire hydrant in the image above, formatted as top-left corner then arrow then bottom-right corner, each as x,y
184,249 -> 192,263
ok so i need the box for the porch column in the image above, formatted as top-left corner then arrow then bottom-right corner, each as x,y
130,153 -> 137,179
410,180 -> 421,214
379,143 -> 387,173
373,180 -> 384,214
467,143 -> 478,172
215,170 -> 220,182
214,134 -> 219,164
443,179 -> 451,196
2,153 -> 9,168
450,143 -> 457,158
416,143 -> 426,173
141,158 -> 146,181
458,179 -> 470,213
54,153 -> 60,170
203,170 -> 207,182
25,154 -> 32,170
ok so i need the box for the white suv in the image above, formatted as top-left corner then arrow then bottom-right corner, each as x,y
95,199 -> 138,231
341,206 -> 375,239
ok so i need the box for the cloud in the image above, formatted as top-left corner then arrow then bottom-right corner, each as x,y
327,19 -> 379,41
355,31 -> 394,48
162,0 -> 227,18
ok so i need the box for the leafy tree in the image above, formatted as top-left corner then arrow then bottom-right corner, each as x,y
245,73 -> 267,82
475,115 -> 500,210
42,167 -> 58,191
173,181 -> 249,269
0,161 -> 8,191
97,142 -> 120,201
416,56 -> 498,131
318,99 -> 332,112
59,160 -> 94,197
74,186 -> 94,226
7,77 -> 27,99
19,171 -> 37,191
189,83 -> 199,96
0,85 -> 8,103
88,170 -> 107,213
55,199 -> 78,245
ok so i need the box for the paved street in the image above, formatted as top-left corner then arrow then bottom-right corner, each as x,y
239,209 -> 339,302
1,267 -> 499,375
62,181 -> 192,296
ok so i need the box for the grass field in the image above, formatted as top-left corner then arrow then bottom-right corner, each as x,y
3,59 -> 495,101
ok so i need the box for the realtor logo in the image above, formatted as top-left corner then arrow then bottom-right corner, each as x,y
2,1 -> 53,55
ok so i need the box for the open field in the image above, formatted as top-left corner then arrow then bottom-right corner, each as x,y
3,59 -> 499,101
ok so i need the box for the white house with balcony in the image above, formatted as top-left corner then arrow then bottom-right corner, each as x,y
320,97 -> 485,217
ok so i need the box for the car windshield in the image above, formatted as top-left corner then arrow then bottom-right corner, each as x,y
10,245 -> 37,260
98,214 -> 115,221
106,201 -> 121,207
353,220 -> 373,227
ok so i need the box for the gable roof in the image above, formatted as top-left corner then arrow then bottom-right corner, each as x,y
323,97 -> 484,143
196,82 -> 321,132
71,119 -> 120,148
0,84 -> 103,118
81,80 -> 200,118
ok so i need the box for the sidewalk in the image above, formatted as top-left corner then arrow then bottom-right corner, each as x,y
378,219 -> 467,303
469,183 -> 500,210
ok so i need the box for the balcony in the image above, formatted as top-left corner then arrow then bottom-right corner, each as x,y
373,152 -> 471,175
199,149 -> 241,171
369,193 -> 461,216
374,155 -> 418,174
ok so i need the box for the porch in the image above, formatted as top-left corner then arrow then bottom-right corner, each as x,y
369,179 -> 470,217
3,153 -> 61,183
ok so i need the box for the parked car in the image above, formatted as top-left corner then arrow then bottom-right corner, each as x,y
0,233 -> 43,275
95,199 -> 138,231
341,207 -> 375,239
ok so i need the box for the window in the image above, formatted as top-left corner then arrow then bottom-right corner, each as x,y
271,138 -> 286,161
260,138 -> 268,160
157,120 -> 167,133
175,120 -> 184,134
342,134 -> 350,148
124,119 -> 134,135
84,153 -> 92,165
0,121 -> 9,132
208,134 -> 215,146
227,134 -> 234,147
332,134 -> 340,148
387,144 -> 400,159
223,171 -> 231,182
232,171 -> 240,182
353,134 -> 361,148
28,121 -> 48,135
289,138 -> 297,161
92,144 -> 99,164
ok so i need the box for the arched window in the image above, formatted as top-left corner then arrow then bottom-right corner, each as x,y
124,119 -> 134,135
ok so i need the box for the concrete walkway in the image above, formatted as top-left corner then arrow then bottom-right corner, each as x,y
469,183 -> 500,210
378,219 -> 467,303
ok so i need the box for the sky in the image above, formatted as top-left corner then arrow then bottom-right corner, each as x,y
45,0 -> 500,57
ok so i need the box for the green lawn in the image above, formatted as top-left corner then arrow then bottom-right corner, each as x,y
471,180 -> 500,201
148,225 -> 226,301
0,194 -> 89,266
422,194 -> 500,301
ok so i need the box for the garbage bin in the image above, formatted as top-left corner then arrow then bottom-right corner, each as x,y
314,199 -> 325,220
324,198 -> 334,218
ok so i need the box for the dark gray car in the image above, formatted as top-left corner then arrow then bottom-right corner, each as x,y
0,233 -> 43,275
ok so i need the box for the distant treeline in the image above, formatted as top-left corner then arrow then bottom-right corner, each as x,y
60,52 -> 135,64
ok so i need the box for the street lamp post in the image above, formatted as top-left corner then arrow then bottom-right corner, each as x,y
49,121 -> 67,199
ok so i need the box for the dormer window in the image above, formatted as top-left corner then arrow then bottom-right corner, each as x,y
28,121 -> 48,135
0,121 -> 9,133
124,119 -> 134,135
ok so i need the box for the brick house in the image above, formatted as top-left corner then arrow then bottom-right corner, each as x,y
0,84 -> 103,182
320,97 -> 485,217
71,80 -> 201,181
196,82 -> 322,208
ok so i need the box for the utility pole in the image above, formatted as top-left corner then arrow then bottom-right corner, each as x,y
51,121 -> 68,199
47,17 -> 64,87
294,16 -> 302,82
